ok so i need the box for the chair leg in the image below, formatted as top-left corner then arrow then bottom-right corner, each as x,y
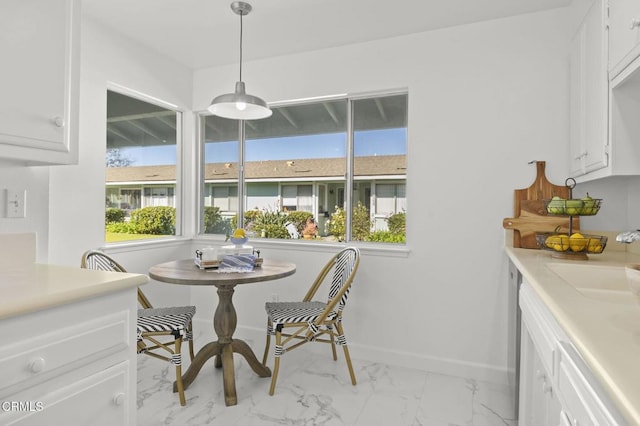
328,326 -> 338,361
262,319 -> 271,366
174,338 -> 187,406
268,329 -> 282,396
336,322 -> 356,386
187,324 -> 195,361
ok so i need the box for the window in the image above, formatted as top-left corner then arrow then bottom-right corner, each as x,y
105,89 -> 181,242
200,92 -> 407,244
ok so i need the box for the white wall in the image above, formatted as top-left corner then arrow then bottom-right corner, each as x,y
47,16 -> 194,268
190,8 -> 573,383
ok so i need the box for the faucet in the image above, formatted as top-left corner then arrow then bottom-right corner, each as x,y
616,230 -> 640,243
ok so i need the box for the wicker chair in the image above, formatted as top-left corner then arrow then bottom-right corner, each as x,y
261,247 -> 360,395
80,250 -> 195,406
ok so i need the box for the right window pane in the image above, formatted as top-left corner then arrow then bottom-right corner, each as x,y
352,94 -> 408,243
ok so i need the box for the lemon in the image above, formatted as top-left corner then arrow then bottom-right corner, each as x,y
232,228 -> 246,238
587,238 -> 603,253
545,235 -> 559,249
569,232 -> 587,252
553,234 -> 569,252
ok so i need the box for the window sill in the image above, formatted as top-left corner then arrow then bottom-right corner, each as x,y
192,236 -> 410,258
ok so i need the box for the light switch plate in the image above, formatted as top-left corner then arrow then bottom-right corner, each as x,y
6,189 -> 26,218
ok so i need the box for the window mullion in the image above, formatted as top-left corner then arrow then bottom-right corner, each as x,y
345,99 -> 354,242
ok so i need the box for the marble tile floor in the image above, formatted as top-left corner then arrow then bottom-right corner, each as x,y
137,347 -> 517,426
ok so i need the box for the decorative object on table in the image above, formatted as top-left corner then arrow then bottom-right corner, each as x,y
229,228 -> 249,246
81,250 -> 195,406
536,178 -> 606,260
207,2 -> 272,120
195,247 -> 218,269
218,254 -> 257,273
502,161 -> 576,248
262,247 -> 360,396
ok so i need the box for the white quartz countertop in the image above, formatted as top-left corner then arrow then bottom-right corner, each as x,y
505,246 -> 640,425
0,263 -> 148,320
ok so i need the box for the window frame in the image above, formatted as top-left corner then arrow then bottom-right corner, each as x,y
104,83 -> 185,243
196,89 -> 407,245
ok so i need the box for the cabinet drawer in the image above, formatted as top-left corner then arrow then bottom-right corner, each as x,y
556,341 -> 623,426
0,310 -> 130,392
0,361 -> 131,426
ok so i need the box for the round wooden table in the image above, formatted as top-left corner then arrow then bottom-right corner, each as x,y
149,258 -> 296,406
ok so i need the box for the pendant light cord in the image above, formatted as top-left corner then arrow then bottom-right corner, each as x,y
238,12 -> 243,82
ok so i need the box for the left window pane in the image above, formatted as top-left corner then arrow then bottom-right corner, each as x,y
105,90 -> 180,242
202,115 -> 239,235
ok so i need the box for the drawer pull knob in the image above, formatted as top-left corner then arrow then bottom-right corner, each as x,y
29,357 -> 46,373
53,116 -> 65,128
631,18 -> 640,29
112,392 -> 125,406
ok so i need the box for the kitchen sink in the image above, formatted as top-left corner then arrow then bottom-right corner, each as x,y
546,263 -> 637,304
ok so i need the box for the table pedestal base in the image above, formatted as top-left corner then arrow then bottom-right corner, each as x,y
173,338 -> 271,406
173,285 -> 271,406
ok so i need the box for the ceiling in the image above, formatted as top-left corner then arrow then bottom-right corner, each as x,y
84,0 -> 572,70
99,0 -> 571,150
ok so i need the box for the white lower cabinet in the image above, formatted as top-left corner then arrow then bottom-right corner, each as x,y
519,323 -> 562,425
0,288 -> 137,425
519,282 -> 624,426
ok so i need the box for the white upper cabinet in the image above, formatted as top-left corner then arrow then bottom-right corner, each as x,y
569,0 -> 609,178
0,0 -> 80,165
608,0 -> 640,77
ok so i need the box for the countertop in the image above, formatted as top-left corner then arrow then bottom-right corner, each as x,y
0,263 -> 148,320
505,245 -> 640,424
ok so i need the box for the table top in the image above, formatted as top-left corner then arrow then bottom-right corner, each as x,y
149,258 -> 296,286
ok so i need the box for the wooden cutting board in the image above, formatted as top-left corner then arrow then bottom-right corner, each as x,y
503,161 -> 578,249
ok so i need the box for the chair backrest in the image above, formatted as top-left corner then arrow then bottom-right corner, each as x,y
80,249 -> 153,309
304,247 -> 360,314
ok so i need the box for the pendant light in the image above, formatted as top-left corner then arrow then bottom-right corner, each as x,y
208,2 -> 272,120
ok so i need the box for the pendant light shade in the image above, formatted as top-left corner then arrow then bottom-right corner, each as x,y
208,2 -> 272,120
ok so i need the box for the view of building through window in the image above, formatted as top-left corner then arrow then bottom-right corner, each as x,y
202,93 -> 407,243
104,89 -> 180,242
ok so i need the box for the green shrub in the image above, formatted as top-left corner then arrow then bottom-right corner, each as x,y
129,206 -> 175,235
328,206 -> 346,241
105,208 -> 125,224
387,211 -> 406,235
366,231 -> 406,243
352,202 -> 371,241
106,221 -> 137,234
329,203 -> 371,241
204,206 -> 231,234
261,223 -> 291,239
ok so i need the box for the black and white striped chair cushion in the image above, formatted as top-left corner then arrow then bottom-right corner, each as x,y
137,306 -> 195,340
266,301 -> 338,326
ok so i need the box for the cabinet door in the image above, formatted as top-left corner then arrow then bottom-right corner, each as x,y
0,0 -> 79,165
519,322 -> 562,426
609,0 -> 640,72
570,0 -> 609,177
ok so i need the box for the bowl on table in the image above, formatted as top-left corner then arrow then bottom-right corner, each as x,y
230,236 -> 248,246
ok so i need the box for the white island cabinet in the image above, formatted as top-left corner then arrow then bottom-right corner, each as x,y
0,264 -> 147,425
0,0 -> 80,165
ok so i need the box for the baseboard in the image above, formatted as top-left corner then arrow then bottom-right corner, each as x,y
192,318 -> 510,386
